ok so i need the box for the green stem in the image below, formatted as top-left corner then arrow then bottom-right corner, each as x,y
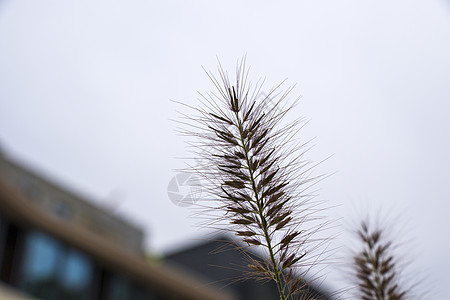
234,111 -> 287,300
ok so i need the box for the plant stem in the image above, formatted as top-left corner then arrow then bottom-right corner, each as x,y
234,111 -> 287,300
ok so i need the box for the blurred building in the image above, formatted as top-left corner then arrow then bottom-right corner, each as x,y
166,236 -> 332,300
0,150 -> 234,300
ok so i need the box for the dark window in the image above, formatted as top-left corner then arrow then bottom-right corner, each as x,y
107,274 -> 165,300
107,275 -> 133,300
0,219 -> 22,285
20,231 -> 61,299
19,231 -> 94,300
50,201 -> 74,220
59,248 -> 93,300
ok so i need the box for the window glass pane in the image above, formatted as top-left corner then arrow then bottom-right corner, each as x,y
60,249 -> 93,300
20,231 -> 62,299
108,275 -> 133,300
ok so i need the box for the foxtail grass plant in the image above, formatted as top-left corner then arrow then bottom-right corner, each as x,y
176,58 -> 331,300
352,221 -> 406,300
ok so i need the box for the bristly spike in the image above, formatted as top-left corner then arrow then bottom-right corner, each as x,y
352,220 -> 409,300
176,57 -> 331,300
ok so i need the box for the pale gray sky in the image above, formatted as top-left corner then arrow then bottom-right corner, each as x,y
0,0 -> 449,298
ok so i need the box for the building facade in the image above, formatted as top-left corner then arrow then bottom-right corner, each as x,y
0,150 -> 233,300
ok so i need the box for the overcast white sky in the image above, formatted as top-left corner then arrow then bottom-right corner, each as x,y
1,0 -> 449,298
